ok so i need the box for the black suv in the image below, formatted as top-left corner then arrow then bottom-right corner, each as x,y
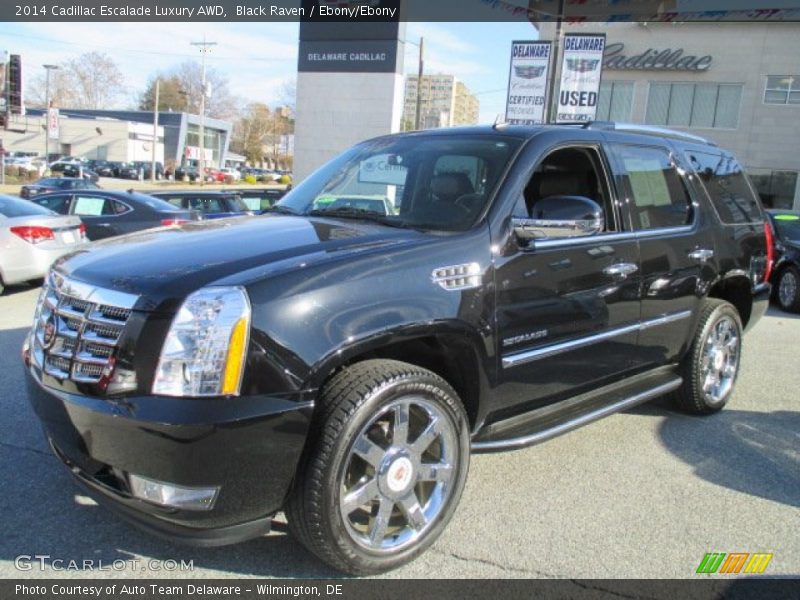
23,123 -> 771,575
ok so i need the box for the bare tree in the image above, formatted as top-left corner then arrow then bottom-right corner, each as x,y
26,52 -> 125,109
139,61 -> 238,120
231,102 -> 272,164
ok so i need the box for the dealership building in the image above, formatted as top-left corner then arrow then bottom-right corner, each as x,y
2,108 -> 231,168
538,21 -> 800,210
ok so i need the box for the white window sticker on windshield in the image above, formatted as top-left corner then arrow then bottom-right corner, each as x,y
73,196 -> 105,216
359,154 -> 407,186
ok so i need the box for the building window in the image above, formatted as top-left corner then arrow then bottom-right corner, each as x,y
749,170 -> 798,209
645,83 -> 742,129
596,81 -> 634,121
764,75 -> 800,105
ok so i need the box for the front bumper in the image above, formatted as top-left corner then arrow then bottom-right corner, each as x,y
26,365 -> 313,546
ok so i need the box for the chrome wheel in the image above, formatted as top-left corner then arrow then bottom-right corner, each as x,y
700,315 -> 740,404
339,396 -> 457,553
778,270 -> 797,309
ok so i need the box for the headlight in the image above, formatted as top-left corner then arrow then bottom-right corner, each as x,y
152,286 -> 251,397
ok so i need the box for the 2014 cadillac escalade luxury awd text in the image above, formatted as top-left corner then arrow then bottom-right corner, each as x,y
24,123 -> 771,574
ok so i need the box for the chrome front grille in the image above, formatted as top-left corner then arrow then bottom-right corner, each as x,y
31,273 -> 138,384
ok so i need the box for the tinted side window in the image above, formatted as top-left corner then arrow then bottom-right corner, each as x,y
686,151 -> 762,224
614,144 -> 692,230
34,195 -> 70,214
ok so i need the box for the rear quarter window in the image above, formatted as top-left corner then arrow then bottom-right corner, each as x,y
686,150 -> 763,224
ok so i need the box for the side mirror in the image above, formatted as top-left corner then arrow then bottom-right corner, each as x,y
513,195 -> 604,242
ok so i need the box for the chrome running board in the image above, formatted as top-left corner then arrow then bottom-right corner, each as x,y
471,377 -> 682,453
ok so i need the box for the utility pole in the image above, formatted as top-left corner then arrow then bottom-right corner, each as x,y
414,37 -> 424,130
151,79 -> 159,183
43,64 -> 59,163
545,0 -> 565,123
190,36 -> 216,186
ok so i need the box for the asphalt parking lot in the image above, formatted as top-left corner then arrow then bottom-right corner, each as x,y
1,284 -> 797,579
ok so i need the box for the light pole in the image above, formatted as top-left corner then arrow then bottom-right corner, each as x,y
403,37 -> 425,130
190,37 -> 216,186
43,64 -> 59,162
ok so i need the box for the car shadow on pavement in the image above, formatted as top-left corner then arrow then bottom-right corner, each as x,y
764,305 -> 800,320
627,402 -> 800,509
0,451 -> 345,578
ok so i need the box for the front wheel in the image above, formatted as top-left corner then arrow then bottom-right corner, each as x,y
674,299 -> 742,415
286,359 -> 470,575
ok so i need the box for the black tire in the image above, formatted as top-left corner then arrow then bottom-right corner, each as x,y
674,299 -> 743,415
0,276 -> 5,296
286,359 -> 470,575
775,266 -> 800,313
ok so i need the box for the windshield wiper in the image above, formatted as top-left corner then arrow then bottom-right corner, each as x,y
307,206 -> 406,227
265,204 -> 299,215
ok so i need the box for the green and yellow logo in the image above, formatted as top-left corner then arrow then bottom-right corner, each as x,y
696,552 -> 773,574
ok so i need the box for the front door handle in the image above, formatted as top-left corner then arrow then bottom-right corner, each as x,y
688,248 -> 714,263
603,262 -> 638,279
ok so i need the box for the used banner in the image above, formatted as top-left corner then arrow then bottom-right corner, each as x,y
505,40 -> 552,125
556,33 -> 606,123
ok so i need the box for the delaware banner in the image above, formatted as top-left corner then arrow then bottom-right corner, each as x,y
556,33 -> 606,123
505,40 -> 552,125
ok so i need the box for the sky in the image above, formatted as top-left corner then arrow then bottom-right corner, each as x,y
0,20 -> 538,123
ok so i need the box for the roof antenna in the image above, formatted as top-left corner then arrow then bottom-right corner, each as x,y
493,114 -> 509,130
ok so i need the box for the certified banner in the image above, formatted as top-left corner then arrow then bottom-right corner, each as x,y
556,33 -> 606,123
505,40 -> 551,125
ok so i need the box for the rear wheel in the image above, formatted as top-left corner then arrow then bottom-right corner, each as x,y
776,266 -> 800,313
674,299 -> 742,415
0,276 -> 5,295
286,359 -> 470,575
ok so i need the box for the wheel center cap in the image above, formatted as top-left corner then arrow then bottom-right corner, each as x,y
386,456 -> 414,493
713,350 -> 725,371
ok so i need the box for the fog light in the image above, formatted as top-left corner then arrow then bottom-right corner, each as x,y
128,474 -> 219,511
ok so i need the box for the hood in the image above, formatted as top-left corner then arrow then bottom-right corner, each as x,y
55,215 -> 428,311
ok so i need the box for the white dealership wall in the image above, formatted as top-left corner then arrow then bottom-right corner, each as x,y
294,71 -> 405,181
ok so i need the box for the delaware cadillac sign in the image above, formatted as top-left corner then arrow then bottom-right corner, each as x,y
603,43 -> 713,71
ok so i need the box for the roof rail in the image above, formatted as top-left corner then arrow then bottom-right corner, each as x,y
583,121 -> 716,146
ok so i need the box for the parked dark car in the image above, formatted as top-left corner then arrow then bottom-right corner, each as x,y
20,177 -> 100,199
23,123 -> 771,575
85,160 -> 118,177
149,190 -> 254,219
765,210 -> 800,312
50,162 -> 100,182
174,165 -> 201,182
30,189 -> 198,240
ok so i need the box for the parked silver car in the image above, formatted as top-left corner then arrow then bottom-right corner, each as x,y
0,194 -> 87,295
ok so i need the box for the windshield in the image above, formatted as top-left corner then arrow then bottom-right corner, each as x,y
772,213 -> 800,241
276,134 -> 523,231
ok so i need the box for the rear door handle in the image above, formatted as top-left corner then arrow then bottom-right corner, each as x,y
603,262 -> 638,278
688,248 -> 714,263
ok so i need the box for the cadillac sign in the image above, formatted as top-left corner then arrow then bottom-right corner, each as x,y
603,43 -> 713,72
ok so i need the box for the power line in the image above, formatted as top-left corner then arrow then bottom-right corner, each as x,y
0,29 -> 296,63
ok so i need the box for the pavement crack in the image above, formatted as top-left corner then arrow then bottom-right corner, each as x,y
438,549 -> 555,577
0,440 -> 52,458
